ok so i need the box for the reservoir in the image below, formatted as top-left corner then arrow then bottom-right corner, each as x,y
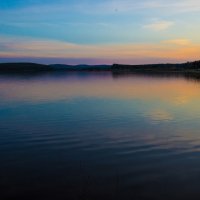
1,72 -> 200,200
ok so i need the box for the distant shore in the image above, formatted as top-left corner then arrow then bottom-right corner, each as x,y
0,61 -> 200,73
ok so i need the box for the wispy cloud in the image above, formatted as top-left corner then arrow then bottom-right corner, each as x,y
1,36 -> 200,64
143,20 -> 174,31
162,39 -> 191,46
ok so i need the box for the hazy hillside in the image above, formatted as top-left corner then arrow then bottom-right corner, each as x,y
50,64 -> 111,71
0,63 -> 51,72
0,63 -> 111,72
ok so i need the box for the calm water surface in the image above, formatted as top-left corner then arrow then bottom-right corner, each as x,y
1,72 -> 200,200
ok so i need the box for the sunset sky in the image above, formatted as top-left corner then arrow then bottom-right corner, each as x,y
1,0 -> 200,64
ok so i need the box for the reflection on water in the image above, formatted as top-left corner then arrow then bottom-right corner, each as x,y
1,72 -> 200,199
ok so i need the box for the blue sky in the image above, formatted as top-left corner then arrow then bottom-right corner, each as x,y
1,0 -> 200,64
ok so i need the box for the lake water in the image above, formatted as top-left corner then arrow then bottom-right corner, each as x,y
1,72 -> 200,200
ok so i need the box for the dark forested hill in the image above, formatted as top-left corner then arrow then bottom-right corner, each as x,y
112,61 -> 200,72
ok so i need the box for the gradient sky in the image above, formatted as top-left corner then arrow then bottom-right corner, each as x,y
1,0 -> 200,64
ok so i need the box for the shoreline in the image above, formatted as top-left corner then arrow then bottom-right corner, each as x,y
0,61 -> 200,74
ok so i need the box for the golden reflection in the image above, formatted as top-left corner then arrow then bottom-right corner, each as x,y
148,109 -> 174,122
173,96 -> 190,106
0,74 -> 200,106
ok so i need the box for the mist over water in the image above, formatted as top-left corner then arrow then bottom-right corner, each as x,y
1,72 -> 200,199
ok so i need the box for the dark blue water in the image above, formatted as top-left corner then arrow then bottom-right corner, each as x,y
1,72 -> 200,200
